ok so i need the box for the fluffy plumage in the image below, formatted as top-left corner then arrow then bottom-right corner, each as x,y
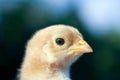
19,25 -> 93,80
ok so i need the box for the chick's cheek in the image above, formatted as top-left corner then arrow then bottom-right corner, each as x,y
42,43 -> 54,54
42,44 -> 57,63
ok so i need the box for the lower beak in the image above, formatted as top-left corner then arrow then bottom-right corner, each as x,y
70,40 -> 93,54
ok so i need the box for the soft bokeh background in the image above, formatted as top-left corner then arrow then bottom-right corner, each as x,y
0,0 -> 120,80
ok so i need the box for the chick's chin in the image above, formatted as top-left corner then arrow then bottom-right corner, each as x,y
65,50 -> 84,65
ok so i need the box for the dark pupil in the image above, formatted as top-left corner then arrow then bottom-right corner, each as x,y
56,38 -> 64,45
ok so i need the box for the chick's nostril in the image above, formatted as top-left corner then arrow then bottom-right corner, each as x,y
78,40 -> 86,45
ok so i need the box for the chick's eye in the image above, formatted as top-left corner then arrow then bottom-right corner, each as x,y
56,38 -> 65,45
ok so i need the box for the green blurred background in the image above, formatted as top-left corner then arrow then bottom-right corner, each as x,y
0,0 -> 120,80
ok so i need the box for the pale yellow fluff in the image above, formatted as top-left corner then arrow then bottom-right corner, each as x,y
19,24 -> 93,80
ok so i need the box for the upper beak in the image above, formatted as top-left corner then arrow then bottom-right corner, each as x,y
70,40 -> 93,54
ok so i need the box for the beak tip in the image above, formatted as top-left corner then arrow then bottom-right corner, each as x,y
90,49 -> 93,53
86,46 -> 93,53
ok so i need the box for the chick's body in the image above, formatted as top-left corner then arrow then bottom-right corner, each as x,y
19,25 -> 93,80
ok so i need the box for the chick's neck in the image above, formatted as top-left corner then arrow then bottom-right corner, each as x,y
40,61 -> 71,80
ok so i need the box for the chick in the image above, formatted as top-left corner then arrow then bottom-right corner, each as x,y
19,24 -> 93,80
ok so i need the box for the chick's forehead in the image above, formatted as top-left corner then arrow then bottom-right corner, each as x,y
48,25 -> 82,37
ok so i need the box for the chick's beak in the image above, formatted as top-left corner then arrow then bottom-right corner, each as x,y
70,40 -> 93,54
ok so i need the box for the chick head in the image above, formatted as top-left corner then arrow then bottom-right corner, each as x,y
25,25 -> 93,69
